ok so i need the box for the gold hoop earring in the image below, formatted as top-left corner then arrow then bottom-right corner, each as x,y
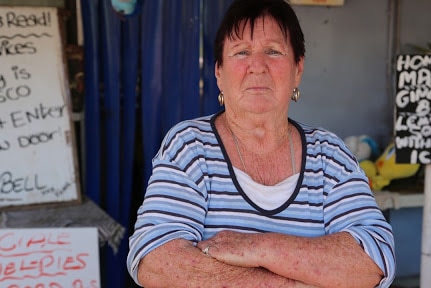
291,88 -> 300,102
218,92 -> 224,106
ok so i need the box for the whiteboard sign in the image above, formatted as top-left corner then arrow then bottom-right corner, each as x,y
0,228 -> 100,288
395,54 -> 431,164
0,7 -> 81,208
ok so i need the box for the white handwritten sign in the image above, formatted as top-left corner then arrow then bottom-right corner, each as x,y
395,54 -> 431,164
0,7 -> 81,208
0,228 -> 100,288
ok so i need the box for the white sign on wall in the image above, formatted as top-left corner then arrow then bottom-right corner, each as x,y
0,6 -> 81,209
0,228 -> 100,288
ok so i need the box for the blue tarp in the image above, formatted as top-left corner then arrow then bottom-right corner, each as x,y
80,0 -> 234,286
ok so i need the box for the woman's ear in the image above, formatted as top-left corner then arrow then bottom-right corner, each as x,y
215,62 -> 222,90
294,57 -> 305,87
215,62 -> 221,79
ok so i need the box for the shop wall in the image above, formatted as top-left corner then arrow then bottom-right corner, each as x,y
290,0 -> 431,148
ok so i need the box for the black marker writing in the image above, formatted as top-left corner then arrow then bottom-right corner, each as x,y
41,181 -> 72,197
0,140 -> 10,151
0,171 -> 47,194
10,104 -> 66,128
0,74 -> 5,88
0,84 -> 31,103
0,117 -> 6,129
11,65 -> 31,80
17,130 -> 60,148
0,66 -> 32,104
5,11 -> 51,28
0,39 -> 37,56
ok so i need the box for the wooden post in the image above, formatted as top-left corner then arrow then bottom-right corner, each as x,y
421,165 -> 431,287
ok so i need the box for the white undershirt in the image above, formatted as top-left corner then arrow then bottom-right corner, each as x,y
233,167 -> 300,210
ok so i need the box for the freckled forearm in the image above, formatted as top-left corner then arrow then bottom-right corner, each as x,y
136,238 -> 309,288
254,232 -> 383,288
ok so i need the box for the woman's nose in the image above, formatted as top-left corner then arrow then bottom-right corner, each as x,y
247,52 -> 268,74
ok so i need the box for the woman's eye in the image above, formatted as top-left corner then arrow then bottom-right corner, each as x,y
265,49 -> 283,56
228,49 -> 285,58
235,50 -> 250,57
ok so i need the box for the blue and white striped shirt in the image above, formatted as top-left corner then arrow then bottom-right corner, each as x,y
127,113 -> 395,287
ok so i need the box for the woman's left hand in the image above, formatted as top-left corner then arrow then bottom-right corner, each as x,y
197,230 -> 263,268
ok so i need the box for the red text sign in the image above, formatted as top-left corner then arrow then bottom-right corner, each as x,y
0,228 -> 100,288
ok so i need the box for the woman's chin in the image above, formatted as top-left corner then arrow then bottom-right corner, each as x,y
241,99 -> 280,114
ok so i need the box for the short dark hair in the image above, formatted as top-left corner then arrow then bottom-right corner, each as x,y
214,0 -> 305,66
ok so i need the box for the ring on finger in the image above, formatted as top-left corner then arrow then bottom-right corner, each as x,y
203,245 -> 211,256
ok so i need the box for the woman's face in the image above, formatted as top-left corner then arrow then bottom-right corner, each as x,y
216,16 -> 304,116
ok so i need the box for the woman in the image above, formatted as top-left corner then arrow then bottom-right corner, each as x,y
127,0 -> 395,287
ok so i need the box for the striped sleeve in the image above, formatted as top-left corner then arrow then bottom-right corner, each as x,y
126,120 -> 211,285
315,130 -> 396,287
324,173 -> 395,287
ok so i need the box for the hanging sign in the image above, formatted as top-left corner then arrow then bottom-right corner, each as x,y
0,228 -> 100,288
0,6 -> 81,209
290,0 -> 344,6
394,54 -> 431,164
